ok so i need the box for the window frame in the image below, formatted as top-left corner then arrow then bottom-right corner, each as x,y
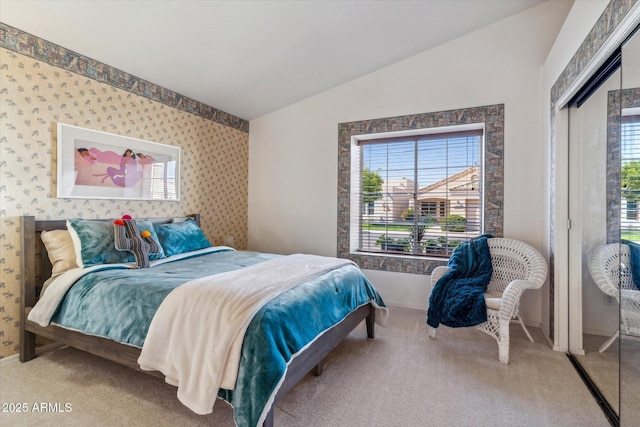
353,125 -> 484,258
606,90 -> 640,243
337,104 -> 504,274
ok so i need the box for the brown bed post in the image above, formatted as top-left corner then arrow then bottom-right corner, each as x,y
366,304 -> 376,339
262,408 -> 274,427
191,213 -> 201,226
20,215 -> 37,362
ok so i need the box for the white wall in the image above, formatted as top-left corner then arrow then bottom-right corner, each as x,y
248,1 -> 571,320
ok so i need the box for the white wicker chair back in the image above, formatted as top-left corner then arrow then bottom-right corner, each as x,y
589,243 -> 640,340
487,238 -> 545,294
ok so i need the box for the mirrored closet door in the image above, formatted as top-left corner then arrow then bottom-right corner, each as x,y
567,26 -> 640,426
619,27 -> 640,427
568,59 -> 621,420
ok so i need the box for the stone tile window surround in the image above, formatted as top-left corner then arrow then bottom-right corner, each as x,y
337,104 -> 504,275
607,88 -> 640,242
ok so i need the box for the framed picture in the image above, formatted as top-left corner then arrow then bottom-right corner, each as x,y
56,123 -> 180,201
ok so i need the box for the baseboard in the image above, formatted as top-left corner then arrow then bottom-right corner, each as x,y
0,342 -> 64,367
0,353 -> 19,366
391,302 -> 544,331
583,327 -> 617,337
621,333 -> 640,342
542,331 -> 554,348
385,301 -> 427,311
519,319 -> 541,329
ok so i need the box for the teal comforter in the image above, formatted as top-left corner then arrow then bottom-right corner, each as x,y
51,250 -> 386,427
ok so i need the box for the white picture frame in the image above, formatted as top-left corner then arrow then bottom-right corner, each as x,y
56,123 -> 180,201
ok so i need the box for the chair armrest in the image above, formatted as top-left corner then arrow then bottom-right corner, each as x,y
498,279 -> 533,321
431,266 -> 451,289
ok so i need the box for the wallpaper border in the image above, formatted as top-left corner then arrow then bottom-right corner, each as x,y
337,104 -> 504,275
0,22 -> 249,134
549,0 -> 637,104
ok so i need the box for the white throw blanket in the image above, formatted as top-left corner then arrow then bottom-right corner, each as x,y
137,254 -> 354,415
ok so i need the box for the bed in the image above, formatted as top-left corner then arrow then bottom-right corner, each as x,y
20,214 -> 387,427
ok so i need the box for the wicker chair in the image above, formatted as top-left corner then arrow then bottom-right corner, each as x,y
588,243 -> 640,352
428,238 -> 547,364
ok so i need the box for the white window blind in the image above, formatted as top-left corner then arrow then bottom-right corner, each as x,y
139,158 -> 178,200
621,115 -> 640,241
352,128 -> 483,258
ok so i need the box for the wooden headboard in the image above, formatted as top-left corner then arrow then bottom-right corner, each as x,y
20,214 -> 200,362
21,214 -> 201,308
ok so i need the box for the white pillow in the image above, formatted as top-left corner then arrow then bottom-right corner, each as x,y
41,229 -> 79,277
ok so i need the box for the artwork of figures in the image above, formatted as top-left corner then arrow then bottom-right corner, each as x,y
75,144 -> 157,188
57,123 -> 180,200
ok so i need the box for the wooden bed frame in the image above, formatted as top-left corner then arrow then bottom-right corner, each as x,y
20,214 -> 376,427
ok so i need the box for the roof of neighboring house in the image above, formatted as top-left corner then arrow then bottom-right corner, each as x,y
417,166 -> 478,194
450,180 -> 479,192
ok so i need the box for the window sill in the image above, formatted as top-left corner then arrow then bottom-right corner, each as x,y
342,249 -> 447,275
352,250 -> 449,262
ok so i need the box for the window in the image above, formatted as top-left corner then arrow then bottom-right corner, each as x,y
354,128 -> 483,258
626,201 -> 637,221
420,200 -> 446,218
621,114 -> 640,240
337,104 -> 504,274
367,201 -> 375,215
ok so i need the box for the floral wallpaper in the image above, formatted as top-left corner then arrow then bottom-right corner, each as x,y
0,23 -> 249,133
0,37 -> 249,358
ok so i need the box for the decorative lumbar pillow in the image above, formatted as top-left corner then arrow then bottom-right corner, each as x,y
113,216 -> 162,268
154,217 -> 212,257
67,218 -> 165,267
40,229 -> 79,278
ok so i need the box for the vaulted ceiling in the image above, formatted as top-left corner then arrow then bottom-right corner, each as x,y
0,0 -> 549,120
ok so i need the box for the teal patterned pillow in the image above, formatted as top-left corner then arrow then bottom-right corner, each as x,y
154,218 -> 212,257
67,218 -> 165,267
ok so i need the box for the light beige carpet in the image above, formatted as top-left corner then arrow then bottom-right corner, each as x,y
0,307 -> 608,426
620,338 -> 640,425
574,333 -> 640,421
574,333 -> 620,413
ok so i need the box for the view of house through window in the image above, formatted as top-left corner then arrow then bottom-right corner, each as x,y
621,114 -> 640,242
355,128 -> 483,258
